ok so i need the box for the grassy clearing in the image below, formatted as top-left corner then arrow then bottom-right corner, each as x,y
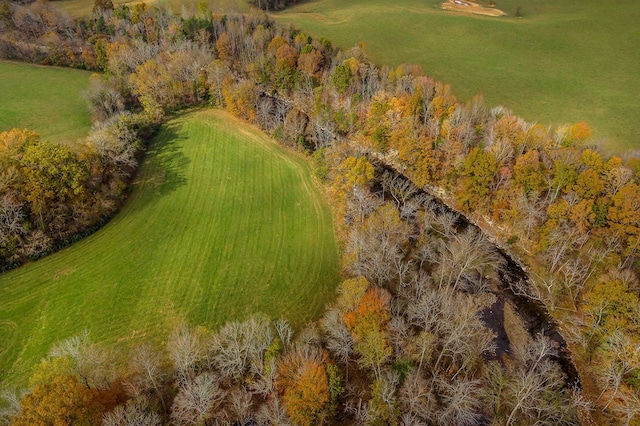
52,0 -> 137,18
53,0 -> 248,18
275,0 -> 640,151
0,61 -> 92,144
0,109 -> 340,386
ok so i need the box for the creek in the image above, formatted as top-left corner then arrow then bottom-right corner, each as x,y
375,162 -> 581,388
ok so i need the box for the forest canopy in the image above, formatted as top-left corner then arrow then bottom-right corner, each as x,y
0,0 -> 639,424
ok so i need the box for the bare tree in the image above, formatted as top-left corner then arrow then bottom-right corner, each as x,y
254,395 -> 291,426
605,165 -> 633,196
320,308 -> 353,373
513,191 -> 547,239
610,389 -> 640,426
0,195 -> 25,246
85,114 -> 138,177
543,223 -> 588,273
345,185 -> 383,225
381,171 -> 417,209
488,333 -> 578,426
206,59 -> 229,107
125,343 -> 169,412
0,388 -> 25,426
227,386 -> 254,425
597,331 -> 640,411
399,371 -> 435,424
103,396 -> 162,426
209,316 -> 273,383
170,372 -> 225,426
256,95 -> 275,130
84,75 -> 125,122
434,375 -> 483,426
168,324 -> 205,386
49,330 -> 115,390
432,227 -> 503,292
346,203 -> 412,286
368,369 -> 400,423
431,292 -> 495,376
270,318 -> 291,347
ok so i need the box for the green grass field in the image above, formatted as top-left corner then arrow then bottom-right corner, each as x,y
0,61 -> 92,144
276,0 -> 640,151
0,109 -> 340,386
52,0 -> 248,18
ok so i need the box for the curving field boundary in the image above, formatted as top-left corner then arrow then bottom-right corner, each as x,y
0,110 -> 340,386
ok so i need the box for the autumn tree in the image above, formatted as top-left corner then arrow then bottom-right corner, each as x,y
513,149 -> 546,195
608,183 -> 640,255
13,374 -> 115,426
458,146 -> 498,210
277,346 -> 331,426
129,59 -> 172,119
343,286 -> 393,379
19,139 -> 89,228
332,155 -> 375,201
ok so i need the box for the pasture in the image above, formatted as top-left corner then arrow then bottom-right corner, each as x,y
0,109 -> 340,386
52,0 -> 249,18
0,61 -> 91,144
276,0 -> 640,151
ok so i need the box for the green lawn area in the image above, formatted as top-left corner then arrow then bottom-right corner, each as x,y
0,109 -> 340,386
0,61 -> 92,144
275,0 -> 640,151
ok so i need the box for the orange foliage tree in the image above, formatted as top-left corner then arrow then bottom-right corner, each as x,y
277,349 -> 330,426
343,286 -> 392,379
13,374 -> 118,426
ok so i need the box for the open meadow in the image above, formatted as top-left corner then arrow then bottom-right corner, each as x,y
0,61 -> 92,144
47,0 -> 639,149
52,0 -> 249,17
276,0 -> 640,151
0,109 -> 340,386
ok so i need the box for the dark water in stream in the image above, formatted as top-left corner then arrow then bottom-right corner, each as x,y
377,163 -> 581,388
486,257 -> 580,388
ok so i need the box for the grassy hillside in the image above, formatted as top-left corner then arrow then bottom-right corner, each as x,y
0,109 -> 340,386
275,0 -> 640,151
0,61 -> 91,144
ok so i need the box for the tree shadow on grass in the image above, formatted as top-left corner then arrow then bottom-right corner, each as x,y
136,119 -> 191,204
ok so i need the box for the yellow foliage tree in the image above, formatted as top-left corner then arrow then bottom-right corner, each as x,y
277,351 -> 330,426
343,287 -> 392,379
608,183 -> 640,254
14,375 -> 107,426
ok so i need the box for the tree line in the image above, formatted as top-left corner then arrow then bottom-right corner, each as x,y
2,170 -> 582,425
0,0 -> 639,422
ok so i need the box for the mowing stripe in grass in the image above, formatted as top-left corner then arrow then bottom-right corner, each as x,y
0,109 -> 340,386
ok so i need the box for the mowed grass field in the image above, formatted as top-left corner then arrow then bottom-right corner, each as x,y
276,0 -> 640,151
0,109 -> 340,386
0,61 -> 92,144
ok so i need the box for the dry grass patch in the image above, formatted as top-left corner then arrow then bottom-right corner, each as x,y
442,0 -> 506,16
